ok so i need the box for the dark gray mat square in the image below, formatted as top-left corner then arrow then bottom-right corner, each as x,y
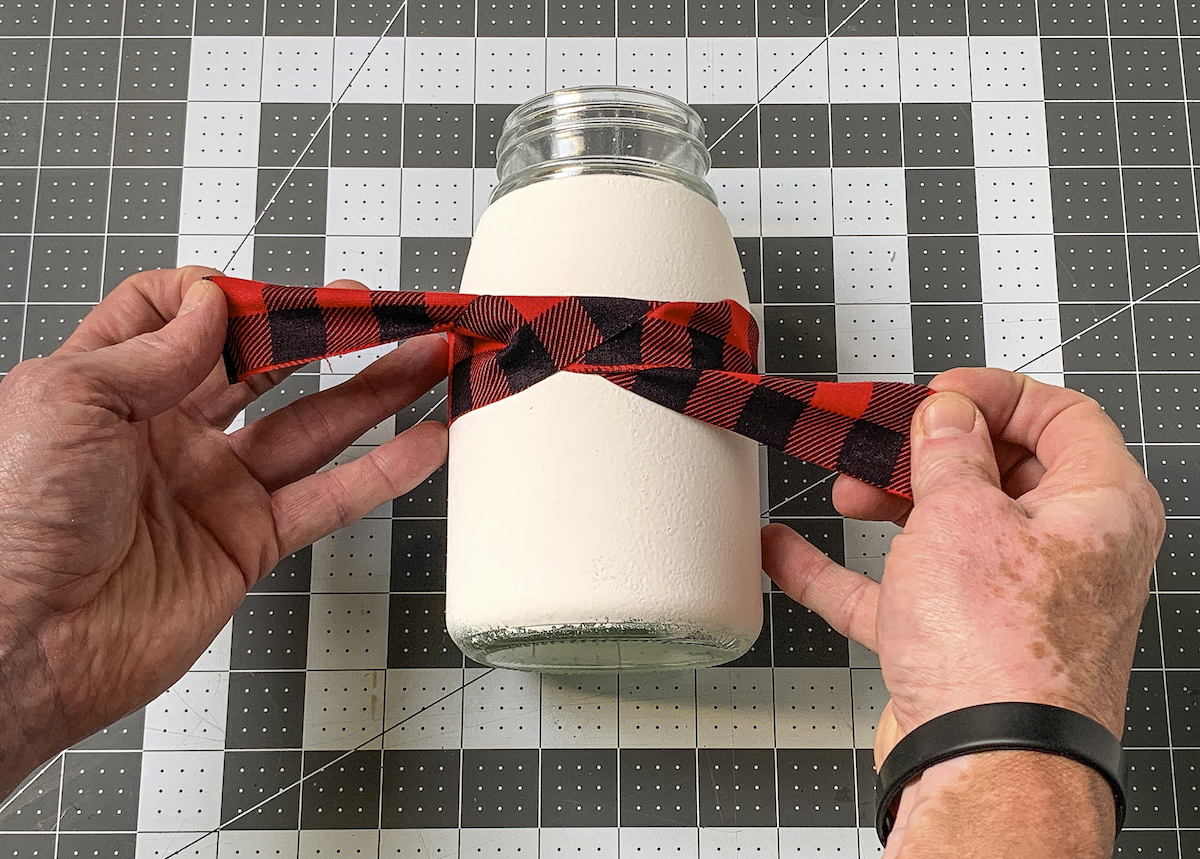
392,464 -> 447,517
59,753 -> 141,831
898,0 -> 966,33
686,0 -> 755,34
230,594 -> 311,671
828,0 -> 896,33
108,167 -> 182,234
21,304 -> 89,358
28,234 -> 104,303
266,0 -> 334,33
41,103 -> 115,166
0,235 -> 31,300
772,592 -> 848,667
381,749 -> 460,828
1167,672 -> 1200,748
259,105 -> 331,168
619,749 -> 697,827
905,168 -> 977,233
405,0 -> 474,33
0,0 -> 52,33
617,0 -> 685,35
1041,38 -> 1113,99
763,305 -> 837,373
832,103 -> 901,167
102,234 -> 178,293
0,305 -> 26,369
1117,101 -> 1189,164
0,103 -> 43,167
776,749 -> 856,826
124,0 -> 194,33
52,0 -> 123,33
403,104 -> 472,168
765,451 -> 838,516
1,39 -> 49,100
1037,0 -> 1107,31
696,105 -> 758,168
541,749 -> 618,828
251,546 -> 313,594
461,748 -> 539,828
697,748 -> 777,827
547,0 -> 615,33
336,0 -> 404,33
1122,167 -> 1197,233
901,103 -> 972,167
226,672 -> 307,747
300,751 -> 383,828
390,520 -> 447,592
908,235 -> 981,302
253,236 -> 327,284
0,758 -> 61,832
1050,167 -> 1125,233
1135,303 -> 1200,372
1158,522 -> 1200,591
114,102 -> 186,166
474,104 -> 515,169
1058,303 -> 1138,371
119,38 -> 189,101
759,104 -> 830,168
477,0 -> 546,33
1066,373 -> 1142,442
967,0 -> 1036,32
47,39 -> 120,100
195,0 -> 264,33
1124,748 -> 1176,827
1046,102 -> 1119,166
387,592 -> 462,668
1112,37 -> 1184,98
911,303 -> 986,370
762,236 -> 834,302
255,169 -> 328,234
331,104 -> 402,168
399,237 -> 469,292
1055,234 -> 1129,300
56,835 -> 137,859
757,0 -> 824,34
1125,670 -> 1170,746
221,750 -> 302,829
72,711 -> 146,751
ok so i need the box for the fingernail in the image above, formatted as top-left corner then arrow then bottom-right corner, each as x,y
179,280 -> 211,316
921,393 -> 978,438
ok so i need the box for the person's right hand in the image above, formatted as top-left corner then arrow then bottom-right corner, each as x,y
762,368 -> 1165,854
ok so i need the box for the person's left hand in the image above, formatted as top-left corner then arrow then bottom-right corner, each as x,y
0,267 -> 448,794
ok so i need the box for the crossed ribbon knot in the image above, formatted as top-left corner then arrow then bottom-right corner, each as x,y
213,275 -> 932,499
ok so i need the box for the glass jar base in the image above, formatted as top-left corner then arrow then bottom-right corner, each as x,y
456,621 -> 756,673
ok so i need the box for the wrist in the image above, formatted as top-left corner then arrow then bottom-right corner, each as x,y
885,750 -> 1116,859
0,611 -> 66,797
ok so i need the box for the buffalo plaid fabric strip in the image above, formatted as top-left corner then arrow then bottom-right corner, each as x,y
212,276 -> 932,498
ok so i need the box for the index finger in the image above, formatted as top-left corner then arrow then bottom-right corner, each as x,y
930,367 -> 1138,492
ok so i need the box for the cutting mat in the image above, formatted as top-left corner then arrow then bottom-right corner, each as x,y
0,0 -> 1198,854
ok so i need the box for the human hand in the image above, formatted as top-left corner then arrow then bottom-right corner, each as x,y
762,368 -> 1165,852
0,267 -> 448,794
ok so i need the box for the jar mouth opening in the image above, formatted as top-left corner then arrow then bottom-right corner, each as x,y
490,86 -> 717,206
498,86 -> 706,143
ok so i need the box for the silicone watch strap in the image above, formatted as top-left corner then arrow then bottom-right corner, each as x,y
874,702 -> 1127,846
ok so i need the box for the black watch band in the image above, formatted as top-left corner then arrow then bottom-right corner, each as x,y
874,702 -> 1126,846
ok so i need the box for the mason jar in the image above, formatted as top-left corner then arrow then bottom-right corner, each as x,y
444,86 -> 762,672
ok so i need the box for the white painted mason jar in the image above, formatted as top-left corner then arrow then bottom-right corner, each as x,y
445,86 -> 762,672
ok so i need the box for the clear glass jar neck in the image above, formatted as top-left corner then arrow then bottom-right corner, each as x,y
492,86 -> 717,205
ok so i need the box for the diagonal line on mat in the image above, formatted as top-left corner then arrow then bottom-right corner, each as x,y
223,0 -> 410,271
160,667 -> 497,859
706,0 -> 879,152
1014,262 -> 1200,373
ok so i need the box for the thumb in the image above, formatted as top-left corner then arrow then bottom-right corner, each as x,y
71,279 -> 228,422
910,391 -> 1003,503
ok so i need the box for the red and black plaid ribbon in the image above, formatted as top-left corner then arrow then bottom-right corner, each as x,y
212,275 -> 932,498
